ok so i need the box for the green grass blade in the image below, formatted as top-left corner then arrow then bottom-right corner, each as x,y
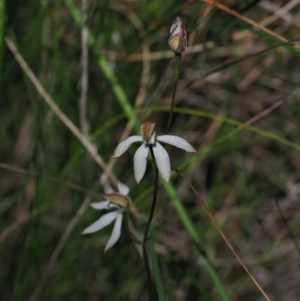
147,236 -> 167,301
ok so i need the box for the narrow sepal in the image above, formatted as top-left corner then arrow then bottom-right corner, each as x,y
153,142 -> 171,182
134,144 -> 149,183
104,213 -> 123,253
90,200 -> 110,210
111,136 -> 143,158
82,211 -> 118,234
157,135 -> 196,152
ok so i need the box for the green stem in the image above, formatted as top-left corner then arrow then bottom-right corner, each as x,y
166,53 -> 181,134
143,146 -> 159,300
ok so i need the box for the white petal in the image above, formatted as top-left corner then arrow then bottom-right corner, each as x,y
153,142 -> 171,182
157,135 -> 196,152
82,211 -> 118,234
90,200 -> 110,210
104,213 -> 123,253
117,182 -> 130,196
111,136 -> 143,158
134,144 -> 149,183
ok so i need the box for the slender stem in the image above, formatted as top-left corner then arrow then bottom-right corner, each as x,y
143,146 -> 159,300
166,53 -> 181,134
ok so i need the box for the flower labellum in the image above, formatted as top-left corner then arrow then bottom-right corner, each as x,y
112,122 -> 196,183
168,16 -> 189,54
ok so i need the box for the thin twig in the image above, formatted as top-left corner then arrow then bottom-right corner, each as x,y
235,0 -> 300,40
176,170 -> 272,301
201,0 -> 300,50
79,0 -> 89,137
5,36 -> 119,188
202,37 -> 300,79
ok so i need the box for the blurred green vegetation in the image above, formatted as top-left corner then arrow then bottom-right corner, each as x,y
1,0 -> 300,300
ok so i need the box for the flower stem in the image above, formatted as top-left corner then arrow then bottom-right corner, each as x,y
166,53 -> 181,134
143,146 -> 159,300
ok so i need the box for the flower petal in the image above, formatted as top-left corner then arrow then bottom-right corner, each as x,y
111,136 -> 143,158
90,200 -> 110,210
134,144 -> 149,183
117,182 -> 130,196
104,213 -> 123,253
153,142 -> 171,182
82,211 -> 118,234
157,135 -> 196,152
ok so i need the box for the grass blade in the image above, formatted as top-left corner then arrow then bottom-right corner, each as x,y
147,236 -> 166,301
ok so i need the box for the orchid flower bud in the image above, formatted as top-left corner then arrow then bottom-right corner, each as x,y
168,16 -> 189,54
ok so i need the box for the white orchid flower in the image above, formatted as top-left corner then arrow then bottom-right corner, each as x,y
82,183 -> 130,253
112,122 -> 196,183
